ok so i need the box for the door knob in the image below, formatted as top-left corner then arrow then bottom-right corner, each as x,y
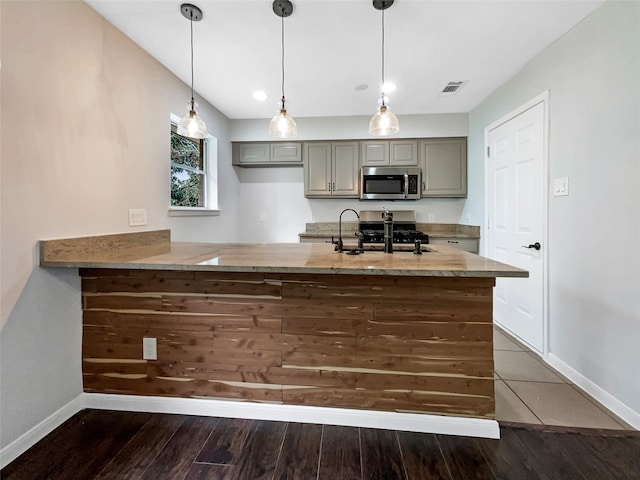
522,242 -> 541,251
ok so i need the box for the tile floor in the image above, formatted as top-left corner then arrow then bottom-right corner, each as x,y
493,327 -> 634,430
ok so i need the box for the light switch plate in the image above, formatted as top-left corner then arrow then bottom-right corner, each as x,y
129,208 -> 148,226
553,177 -> 569,196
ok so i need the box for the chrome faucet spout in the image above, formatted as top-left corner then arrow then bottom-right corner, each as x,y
336,208 -> 360,253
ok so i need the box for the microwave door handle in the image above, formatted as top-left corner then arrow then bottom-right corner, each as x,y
404,172 -> 409,199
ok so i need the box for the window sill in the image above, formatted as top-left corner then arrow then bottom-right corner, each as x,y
168,208 -> 221,217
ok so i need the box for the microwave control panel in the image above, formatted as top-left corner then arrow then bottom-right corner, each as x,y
408,175 -> 419,195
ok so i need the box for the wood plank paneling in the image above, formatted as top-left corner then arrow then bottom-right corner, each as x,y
355,372 -> 494,396
148,363 -> 355,388
84,310 -> 281,333
90,276 -> 282,297
282,387 -> 494,417
79,269 -> 496,418
282,316 -> 361,336
83,374 -> 284,401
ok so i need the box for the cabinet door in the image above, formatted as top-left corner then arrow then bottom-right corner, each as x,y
390,140 -> 418,166
233,143 -> 270,165
332,142 -> 360,197
360,141 -> 389,166
420,138 -> 467,197
271,142 -> 302,164
304,143 -> 332,197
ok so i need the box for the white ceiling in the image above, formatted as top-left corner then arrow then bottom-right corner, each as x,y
85,0 -> 605,120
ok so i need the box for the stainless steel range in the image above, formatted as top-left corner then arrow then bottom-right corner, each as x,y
358,210 -> 429,244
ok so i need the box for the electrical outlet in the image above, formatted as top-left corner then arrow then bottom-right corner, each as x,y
129,208 -> 148,227
259,212 -> 267,222
427,213 -> 436,223
466,214 -> 471,224
142,337 -> 157,360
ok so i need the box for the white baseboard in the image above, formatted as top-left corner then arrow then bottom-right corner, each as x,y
0,396 -> 84,469
82,393 -> 500,439
547,354 -> 640,430
1,393 -> 500,469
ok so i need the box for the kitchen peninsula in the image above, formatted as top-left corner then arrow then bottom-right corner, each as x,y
40,229 -> 527,438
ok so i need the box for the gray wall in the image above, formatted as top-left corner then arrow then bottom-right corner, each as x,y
465,0 -> 639,416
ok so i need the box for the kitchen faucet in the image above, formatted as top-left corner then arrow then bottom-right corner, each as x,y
334,208 -> 360,253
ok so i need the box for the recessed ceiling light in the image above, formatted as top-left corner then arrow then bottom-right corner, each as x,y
355,84 -> 368,91
253,90 -> 268,101
382,82 -> 397,94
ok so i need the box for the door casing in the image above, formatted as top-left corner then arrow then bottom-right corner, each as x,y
483,91 -> 550,357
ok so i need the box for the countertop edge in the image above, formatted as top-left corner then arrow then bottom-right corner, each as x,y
39,235 -> 528,279
40,260 -> 527,278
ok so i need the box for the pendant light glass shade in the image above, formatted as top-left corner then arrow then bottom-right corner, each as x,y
269,98 -> 297,138
270,1 -> 297,138
369,104 -> 399,136
178,4 -> 207,139
369,0 -> 399,136
178,100 -> 208,139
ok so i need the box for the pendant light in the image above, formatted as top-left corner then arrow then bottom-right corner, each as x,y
269,0 -> 297,138
369,0 -> 399,136
177,3 -> 208,139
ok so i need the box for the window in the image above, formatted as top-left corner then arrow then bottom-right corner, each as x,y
169,116 -> 219,216
171,124 -> 205,207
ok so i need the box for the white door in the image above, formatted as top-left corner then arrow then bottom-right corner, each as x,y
486,99 -> 546,353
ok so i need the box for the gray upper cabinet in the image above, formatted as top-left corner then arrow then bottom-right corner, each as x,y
304,142 -> 359,198
270,143 -> 302,163
232,142 -> 301,167
360,141 -> 389,166
360,140 -> 418,166
390,140 -> 418,166
420,138 -> 467,197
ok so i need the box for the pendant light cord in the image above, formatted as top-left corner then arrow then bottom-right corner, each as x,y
381,6 -> 386,107
281,11 -> 286,107
189,10 -> 195,108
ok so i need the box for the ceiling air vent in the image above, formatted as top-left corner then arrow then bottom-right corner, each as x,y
441,81 -> 466,94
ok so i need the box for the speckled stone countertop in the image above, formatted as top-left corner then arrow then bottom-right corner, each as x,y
40,229 -> 526,278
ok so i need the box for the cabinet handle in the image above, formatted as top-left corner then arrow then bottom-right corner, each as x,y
448,240 -> 459,244
332,182 -> 335,191
422,181 -> 426,191
328,182 -> 331,191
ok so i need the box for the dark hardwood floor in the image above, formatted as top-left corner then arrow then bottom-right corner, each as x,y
2,409 -> 639,480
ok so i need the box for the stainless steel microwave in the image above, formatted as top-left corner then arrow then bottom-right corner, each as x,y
360,166 -> 421,200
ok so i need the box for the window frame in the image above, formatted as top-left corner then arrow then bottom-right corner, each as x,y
169,113 -> 220,217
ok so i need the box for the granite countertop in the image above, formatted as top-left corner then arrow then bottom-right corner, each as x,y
39,230 -> 527,278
